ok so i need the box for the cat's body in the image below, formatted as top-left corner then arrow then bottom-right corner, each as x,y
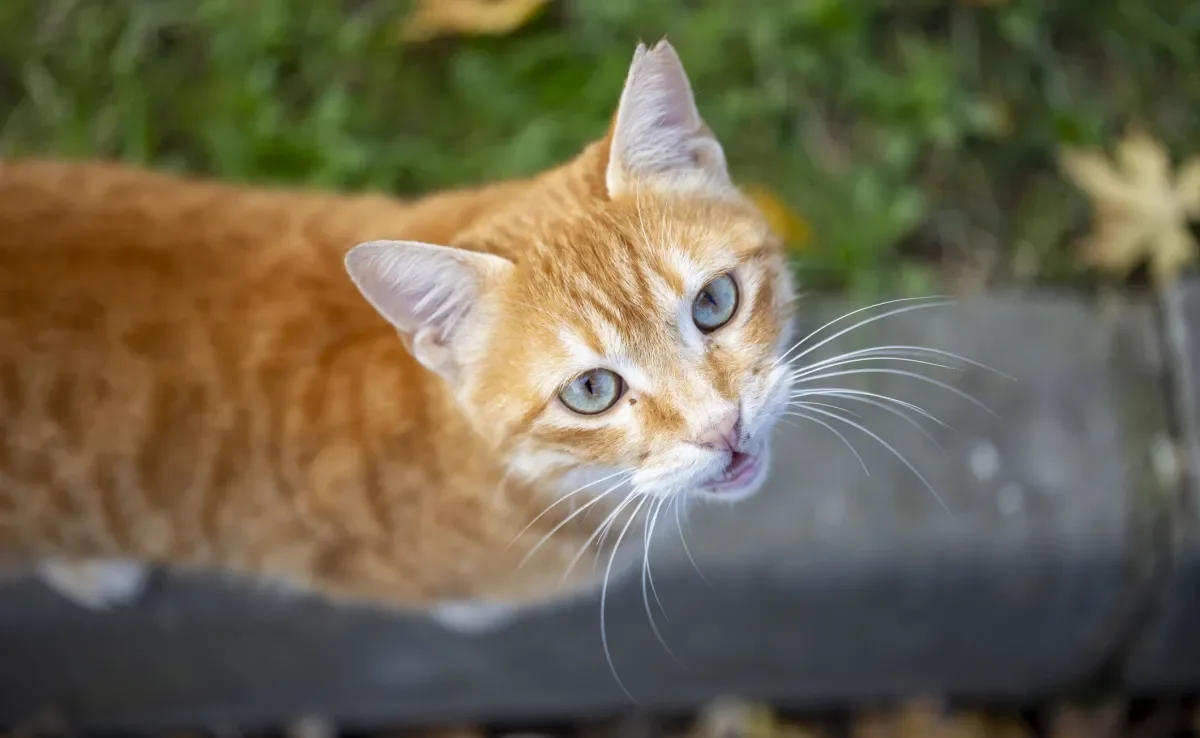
0,158 -> 603,613
0,42 -> 796,626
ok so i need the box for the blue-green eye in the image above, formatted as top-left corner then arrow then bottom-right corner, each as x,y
559,369 -> 624,415
692,273 -> 739,332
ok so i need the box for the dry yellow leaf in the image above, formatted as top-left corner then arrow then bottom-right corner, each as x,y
744,185 -> 813,253
688,697 -> 779,738
1058,128 -> 1200,285
850,699 -> 1032,738
684,697 -> 825,738
399,0 -> 551,42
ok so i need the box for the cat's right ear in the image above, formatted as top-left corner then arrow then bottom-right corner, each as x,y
345,240 -> 512,381
605,40 -> 734,199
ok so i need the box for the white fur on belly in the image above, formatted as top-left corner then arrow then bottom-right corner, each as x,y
429,600 -> 518,634
37,557 -> 150,609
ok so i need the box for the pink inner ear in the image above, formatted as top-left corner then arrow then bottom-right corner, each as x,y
612,49 -> 703,173
633,48 -> 703,132
344,240 -> 486,344
607,42 -> 730,194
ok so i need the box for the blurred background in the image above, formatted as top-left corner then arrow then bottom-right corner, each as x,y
2,0 -> 1198,296
2,1 -> 1200,736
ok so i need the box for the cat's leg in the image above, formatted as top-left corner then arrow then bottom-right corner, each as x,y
429,600 -> 519,635
36,557 -> 150,609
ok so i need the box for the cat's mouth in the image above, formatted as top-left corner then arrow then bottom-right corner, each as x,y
702,445 -> 767,498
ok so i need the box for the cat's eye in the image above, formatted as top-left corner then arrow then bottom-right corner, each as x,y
692,273 -> 739,332
559,369 -> 624,415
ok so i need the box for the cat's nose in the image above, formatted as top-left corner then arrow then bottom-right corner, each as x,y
696,409 -> 741,451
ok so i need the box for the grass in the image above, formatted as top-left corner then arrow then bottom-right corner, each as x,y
1,0 -> 1198,295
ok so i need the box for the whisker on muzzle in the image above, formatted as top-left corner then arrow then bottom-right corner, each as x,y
772,296 -> 953,370
599,493 -> 650,700
787,402 -> 949,513
516,471 -> 635,568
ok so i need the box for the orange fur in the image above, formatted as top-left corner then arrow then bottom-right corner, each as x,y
0,42 -> 796,616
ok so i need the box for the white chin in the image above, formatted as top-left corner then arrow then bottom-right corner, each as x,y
694,445 -> 772,503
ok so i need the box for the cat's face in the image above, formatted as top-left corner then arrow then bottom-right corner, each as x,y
471,195 -> 795,503
346,40 -> 796,503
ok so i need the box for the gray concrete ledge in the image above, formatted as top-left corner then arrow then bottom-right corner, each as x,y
1121,281 -> 1200,691
0,289 -> 1189,729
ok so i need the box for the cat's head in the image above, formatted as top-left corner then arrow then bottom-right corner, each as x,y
346,41 -> 796,503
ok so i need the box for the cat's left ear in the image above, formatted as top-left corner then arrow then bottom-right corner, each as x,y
605,40 -> 733,199
345,240 -> 512,381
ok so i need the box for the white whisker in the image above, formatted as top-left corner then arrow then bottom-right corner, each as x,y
790,393 -> 945,448
633,184 -> 655,264
791,388 -> 945,428
601,493 -> 650,701
641,496 -> 680,665
772,297 -> 951,369
789,399 -> 863,418
508,299 -> 572,335
508,468 -> 633,549
790,344 -> 1011,379
593,483 -> 653,569
593,498 -> 632,570
671,493 -> 706,583
790,368 -> 996,417
517,473 -> 633,568
799,404 -> 949,513
791,355 -> 960,379
781,299 -> 952,366
561,490 -> 643,583
643,496 -> 670,622
783,410 -> 869,475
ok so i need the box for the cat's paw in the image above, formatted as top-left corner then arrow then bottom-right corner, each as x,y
429,601 -> 518,635
37,558 -> 150,610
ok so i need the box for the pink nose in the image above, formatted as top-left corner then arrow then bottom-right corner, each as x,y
696,409 -> 741,451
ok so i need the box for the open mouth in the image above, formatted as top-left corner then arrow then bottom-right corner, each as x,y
707,449 -> 761,493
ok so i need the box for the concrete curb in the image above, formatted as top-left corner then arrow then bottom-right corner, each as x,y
0,289 -> 1192,729
1120,281 -> 1200,691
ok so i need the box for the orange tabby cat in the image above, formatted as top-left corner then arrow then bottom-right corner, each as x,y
0,41 -> 796,631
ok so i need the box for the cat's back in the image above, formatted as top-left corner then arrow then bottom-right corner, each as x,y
0,159 -> 524,336
0,158 -> 464,373
0,158 -> 403,329
0,159 -> 436,554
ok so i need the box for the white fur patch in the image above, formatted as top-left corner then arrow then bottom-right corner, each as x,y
430,600 -> 518,635
37,557 -> 150,610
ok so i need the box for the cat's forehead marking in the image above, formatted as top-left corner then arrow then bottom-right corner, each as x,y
663,246 -> 702,293
644,268 -> 679,311
554,323 -> 650,391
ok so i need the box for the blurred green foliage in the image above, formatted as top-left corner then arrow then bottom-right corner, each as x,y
0,0 -> 1197,294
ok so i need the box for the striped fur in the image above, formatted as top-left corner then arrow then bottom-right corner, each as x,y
0,42 -> 796,615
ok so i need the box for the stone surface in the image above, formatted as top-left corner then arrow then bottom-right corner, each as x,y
1122,281 -> 1200,690
0,293 -> 1168,729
